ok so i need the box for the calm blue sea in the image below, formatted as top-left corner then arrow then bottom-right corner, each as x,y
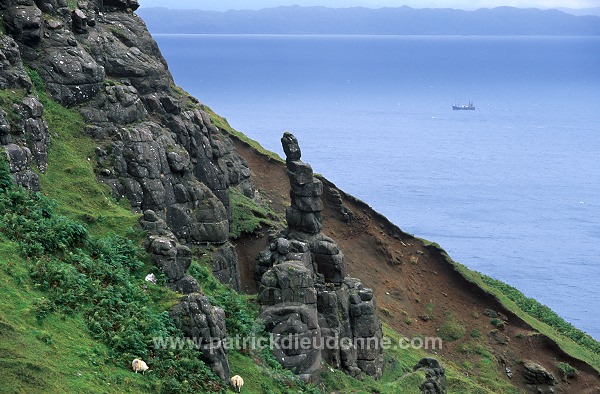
154,34 -> 600,340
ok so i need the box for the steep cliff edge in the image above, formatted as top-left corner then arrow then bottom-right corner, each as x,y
1,1 -> 599,393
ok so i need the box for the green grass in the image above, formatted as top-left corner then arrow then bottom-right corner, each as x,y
555,362 -> 578,380
378,326 -> 517,393
229,187 -> 275,239
0,158 -> 222,392
481,274 -> 599,355
0,238 -> 155,393
25,67 -> 140,238
438,311 -> 467,342
188,259 -> 257,338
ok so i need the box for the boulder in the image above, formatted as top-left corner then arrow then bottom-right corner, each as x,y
3,5 -> 43,47
522,360 -> 556,386
71,9 -> 88,34
170,294 -> 230,381
413,358 -> 447,394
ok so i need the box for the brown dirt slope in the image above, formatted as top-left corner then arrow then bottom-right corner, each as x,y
230,134 -> 600,393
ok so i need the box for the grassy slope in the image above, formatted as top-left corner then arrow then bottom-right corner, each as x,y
0,237 -> 152,393
449,253 -> 600,372
27,69 -> 140,239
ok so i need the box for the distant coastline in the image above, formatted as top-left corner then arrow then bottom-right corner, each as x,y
138,5 -> 600,36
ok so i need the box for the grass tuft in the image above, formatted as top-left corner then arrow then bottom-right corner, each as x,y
229,187 -> 275,239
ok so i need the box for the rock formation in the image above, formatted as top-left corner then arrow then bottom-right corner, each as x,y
1,0 -> 250,289
1,0 -> 380,386
0,0 -> 385,384
255,132 -> 384,380
0,0 -> 250,381
170,293 -> 230,381
0,35 -> 49,191
522,360 -> 556,393
413,358 -> 447,394
328,187 -> 355,223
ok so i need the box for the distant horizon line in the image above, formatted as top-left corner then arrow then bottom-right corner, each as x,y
150,33 -> 600,37
139,4 -> 600,11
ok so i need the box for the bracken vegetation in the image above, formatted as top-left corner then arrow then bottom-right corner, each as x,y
0,151 -> 224,393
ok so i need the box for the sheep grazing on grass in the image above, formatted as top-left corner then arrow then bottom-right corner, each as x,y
145,273 -> 157,284
131,358 -> 149,374
230,375 -> 244,392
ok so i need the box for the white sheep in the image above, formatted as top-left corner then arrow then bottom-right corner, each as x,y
145,273 -> 157,284
230,374 -> 244,392
131,358 -> 149,374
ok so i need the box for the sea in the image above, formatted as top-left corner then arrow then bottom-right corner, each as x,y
153,34 -> 600,340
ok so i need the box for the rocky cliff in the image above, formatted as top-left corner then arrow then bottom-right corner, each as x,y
0,0 -> 250,382
0,0 -> 385,385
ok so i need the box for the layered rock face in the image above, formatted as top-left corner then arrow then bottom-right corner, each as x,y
522,360 -> 556,394
256,132 -> 384,380
1,0 -> 250,288
0,0 -> 253,381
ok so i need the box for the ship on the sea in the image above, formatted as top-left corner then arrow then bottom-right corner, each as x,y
452,101 -> 475,110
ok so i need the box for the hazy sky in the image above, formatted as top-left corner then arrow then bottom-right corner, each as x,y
138,0 -> 600,10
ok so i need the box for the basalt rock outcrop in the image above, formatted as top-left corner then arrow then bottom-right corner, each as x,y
0,0 -> 251,381
522,360 -> 556,393
140,209 -> 200,294
255,132 -> 384,380
413,357 -> 447,394
1,0 -> 251,289
170,293 -> 230,381
328,187 -> 355,223
0,34 -> 49,190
